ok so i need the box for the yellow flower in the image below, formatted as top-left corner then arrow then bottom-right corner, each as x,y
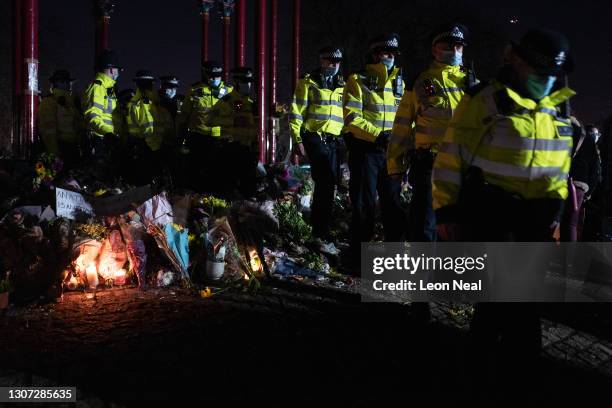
200,287 -> 212,298
35,162 -> 45,175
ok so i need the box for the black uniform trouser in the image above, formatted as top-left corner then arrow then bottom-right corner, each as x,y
302,132 -> 339,240
218,141 -> 258,198
460,175 -> 563,397
91,136 -> 118,182
128,138 -> 162,186
235,142 -> 258,198
407,149 -> 437,242
186,132 -> 221,192
346,135 -> 397,273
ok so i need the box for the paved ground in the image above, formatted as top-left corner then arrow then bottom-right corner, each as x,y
1,281 -> 611,407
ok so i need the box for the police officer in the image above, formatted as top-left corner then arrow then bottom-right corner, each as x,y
209,67 -> 258,197
126,70 -> 173,185
38,69 -> 83,170
343,33 -> 405,273
290,46 -> 345,249
432,29 -> 575,387
158,75 -> 183,120
158,75 -> 183,179
179,61 -> 233,191
82,49 -> 122,179
387,23 -> 474,242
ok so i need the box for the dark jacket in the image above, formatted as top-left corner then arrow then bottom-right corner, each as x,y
570,121 -> 601,194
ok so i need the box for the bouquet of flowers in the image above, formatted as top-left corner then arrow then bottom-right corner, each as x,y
33,153 -> 63,191
198,195 -> 229,218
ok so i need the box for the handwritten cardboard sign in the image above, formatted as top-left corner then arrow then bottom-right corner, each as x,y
56,187 -> 94,220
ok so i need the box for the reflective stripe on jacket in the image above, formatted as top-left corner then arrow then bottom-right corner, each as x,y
289,73 -> 344,143
179,81 -> 233,137
343,64 -> 404,143
209,90 -> 258,150
387,61 -> 469,175
38,89 -> 82,154
126,89 -> 173,151
432,81 -> 576,214
82,73 -> 119,138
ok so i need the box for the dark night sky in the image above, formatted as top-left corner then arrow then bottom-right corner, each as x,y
36,0 -> 294,103
1,0 -> 611,143
465,0 -> 612,124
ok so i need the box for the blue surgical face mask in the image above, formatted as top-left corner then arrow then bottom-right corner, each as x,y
322,66 -> 339,77
163,88 -> 177,99
380,57 -> 395,70
438,50 -> 463,66
526,74 -> 557,100
209,78 -> 221,88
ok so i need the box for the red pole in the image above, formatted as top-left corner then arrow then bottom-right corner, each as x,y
95,16 -> 110,58
94,1 -> 113,69
199,0 -> 215,65
202,12 -> 210,63
269,0 -> 278,163
221,1 -> 235,83
270,0 -> 278,108
256,0 -> 268,163
11,0 -> 23,155
291,0 -> 301,164
222,16 -> 231,82
235,0 -> 246,67
292,0 -> 301,91
21,0 -> 38,159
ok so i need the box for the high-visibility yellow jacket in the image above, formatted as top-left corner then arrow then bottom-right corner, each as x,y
289,72 -> 345,143
179,81 -> 233,137
387,61 -> 469,175
209,90 -> 258,151
82,73 -> 120,138
432,80 -> 576,220
126,89 -> 173,151
38,88 -> 82,154
343,63 -> 404,143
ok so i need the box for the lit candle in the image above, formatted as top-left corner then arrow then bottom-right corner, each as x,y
67,274 -> 78,290
86,263 -> 99,289
114,269 -> 127,286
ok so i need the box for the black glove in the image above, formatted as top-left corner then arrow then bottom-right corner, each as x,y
376,130 -> 392,148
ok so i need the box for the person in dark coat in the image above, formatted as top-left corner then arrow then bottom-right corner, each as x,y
561,118 -> 602,241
